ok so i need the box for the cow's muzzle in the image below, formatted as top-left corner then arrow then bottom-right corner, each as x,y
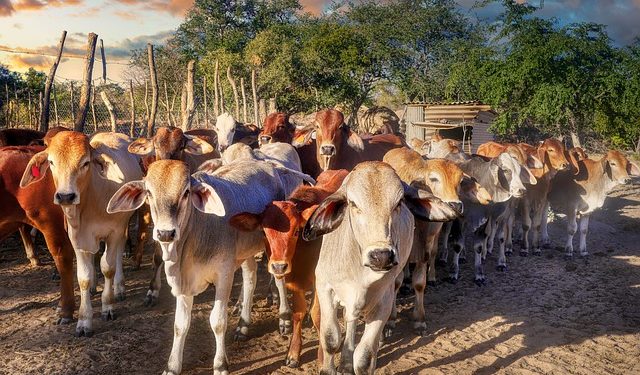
259,135 -> 272,145
320,144 -> 336,156
269,261 -> 290,278
366,247 -> 398,272
156,229 -> 176,243
55,191 -> 78,205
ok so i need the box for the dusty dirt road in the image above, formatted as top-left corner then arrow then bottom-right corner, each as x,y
1,183 -> 639,375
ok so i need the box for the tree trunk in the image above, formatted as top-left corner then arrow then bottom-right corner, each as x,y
203,76 -> 209,128
40,30 -> 66,132
28,92 -> 32,128
227,66 -> 240,119
181,60 -> 196,130
251,69 -> 259,126
100,91 -> 117,132
144,79 -> 149,124
213,60 -> 219,118
258,99 -> 266,124
74,32 -> 98,132
163,81 -> 172,127
568,116 -> 582,148
99,39 -> 107,85
70,82 -> 75,124
147,44 -> 159,137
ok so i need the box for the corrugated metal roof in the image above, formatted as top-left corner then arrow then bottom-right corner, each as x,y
405,100 -> 484,106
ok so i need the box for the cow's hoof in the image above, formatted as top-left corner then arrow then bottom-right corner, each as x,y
51,270 -> 61,281
234,325 -> 249,342
285,357 -> 300,368
413,322 -> 427,336
143,294 -> 157,307
445,276 -> 458,284
427,280 -> 438,287
56,317 -> 73,325
580,252 -> 589,258
115,292 -> 126,302
75,326 -> 94,337
533,249 -> 542,256
279,318 -> 292,336
564,253 -> 574,260
101,310 -> 116,321
383,327 -> 393,339
505,249 -> 513,256
162,371 -> 178,375
213,368 -> 229,375
474,278 -> 486,286
519,251 -> 528,257
496,264 -> 507,272
436,259 -> 447,267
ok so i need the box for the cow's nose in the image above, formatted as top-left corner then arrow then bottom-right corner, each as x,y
260,135 -> 272,144
367,248 -> 397,271
320,145 -> 336,156
448,201 -> 464,214
157,229 -> 176,243
623,177 -> 632,184
270,262 -> 288,276
55,192 -> 77,205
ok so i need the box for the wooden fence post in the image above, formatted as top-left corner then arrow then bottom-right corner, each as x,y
164,81 -> 172,127
213,60 -> 219,117
53,83 -> 60,126
28,92 -> 33,128
259,99 -> 266,124
70,82 -> 75,124
144,79 -> 149,124
129,80 -> 135,137
74,32 -> 97,132
251,69 -> 259,126
240,77 -> 248,123
268,97 -> 276,115
181,60 -> 196,130
90,85 -> 97,132
203,76 -> 209,128
4,83 -> 8,127
99,39 -> 107,85
227,66 -> 240,119
40,30 -> 66,132
100,91 -> 116,132
147,44 -> 159,137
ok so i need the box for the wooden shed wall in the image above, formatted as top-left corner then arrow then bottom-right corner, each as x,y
470,122 -> 494,152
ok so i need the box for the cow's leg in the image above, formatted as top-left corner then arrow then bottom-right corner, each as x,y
578,214 -> 590,257
353,289 -> 392,375
486,218 -> 499,257
164,294 -> 194,375
144,244 -> 163,307
211,277 -> 233,375
531,203 -> 545,256
383,272 -> 402,339
100,236 -> 121,321
437,222 -> 452,266
285,288 -> 307,368
426,231 -> 439,286
309,292 -> 323,366
497,221 -> 508,272
540,202 -> 551,248
112,234 -> 127,302
317,284 -> 340,375
473,224 -> 488,286
75,250 -> 96,337
19,225 -> 40,267
339,318 -> 357,374
411,259 -> 427,335
275,276 -> 292,335
564,208 -> 577,258
447,219 -> 464,283
234,256 -> 257,341
505,208 -> 515,255
132,205 -> 151,270
520,200 -> 532,256
41,227 -> 74,323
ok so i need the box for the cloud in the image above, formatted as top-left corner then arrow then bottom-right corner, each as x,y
113,9 -> 137,20
114,0 -> 193,17
0,0 -> 82,16
0,0 -> 14,16
8,54 -> 54,70
104,30 -> 174,58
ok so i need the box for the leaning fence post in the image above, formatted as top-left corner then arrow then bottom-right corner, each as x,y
129,80 -> 136,137
147,44 -> 159,137
40,30 -> 66,132
75,32 -> 98,132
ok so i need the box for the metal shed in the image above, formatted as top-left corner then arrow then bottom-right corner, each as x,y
403,101 -> 497,153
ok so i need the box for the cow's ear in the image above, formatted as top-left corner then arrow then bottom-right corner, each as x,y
301,204 -> 319,224
184,135 -> 214,155
190,177 -> 225,216
627,161 -> 640,176
603,158 -> 613,179
566,150 -> 582,176
107,181 -> 147,213
292,128 -> 315,148
128,138 -> 155,155
519,164 -> 537,185
526,153 -> 543,169
302,191 -> 347,241
20,150 -> 49,187
197,158 -> 224,174
229,212 -> 262,231
346,129 -> 364,152
403,183 -> 459,222
459,174 -> 492,204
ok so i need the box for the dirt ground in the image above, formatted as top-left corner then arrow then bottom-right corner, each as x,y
1,183 -> 639,375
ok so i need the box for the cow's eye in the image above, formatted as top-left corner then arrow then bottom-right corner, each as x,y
429,177 -> 439,183
349,201 -> 361,213
182,190 -> 189,200
610,162 -> 616,166
82,161 -> 90,168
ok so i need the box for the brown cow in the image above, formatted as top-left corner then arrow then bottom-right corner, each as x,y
0,145 -> 75,323
477,141 -> 543,169
518,139 -> 570,256
258,112 -> 322,179
230,169 -> 349,368
549,150 -> 639,257
294,109 -> 404,171
0,128 -> 45,147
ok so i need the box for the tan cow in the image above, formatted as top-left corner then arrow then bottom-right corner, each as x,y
20,131 -> 144,337
549,150 -> 639,257
384,147 -> 491,335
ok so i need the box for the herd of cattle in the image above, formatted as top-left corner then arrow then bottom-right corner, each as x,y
0,108 -> 638,375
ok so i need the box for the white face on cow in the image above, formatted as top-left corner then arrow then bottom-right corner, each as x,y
303,162 -> 459,272
107,160 -> 226,263
215,113 -> 237,152
496,153 -> 530,199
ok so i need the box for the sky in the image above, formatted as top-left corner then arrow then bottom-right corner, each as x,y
1,0 -> 639,82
